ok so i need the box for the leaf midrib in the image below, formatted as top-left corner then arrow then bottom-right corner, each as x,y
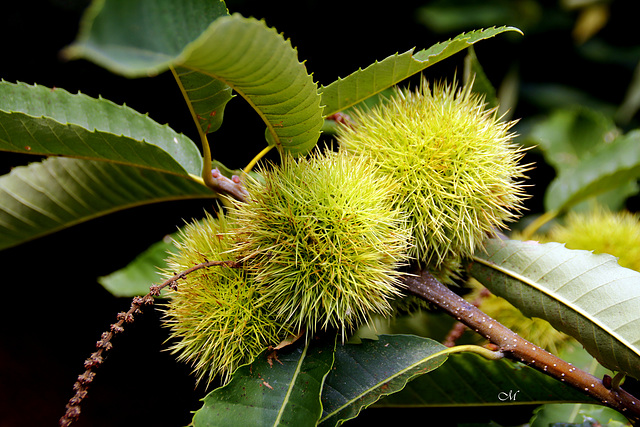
0,115 -> 197,178
273,342 -> 309,426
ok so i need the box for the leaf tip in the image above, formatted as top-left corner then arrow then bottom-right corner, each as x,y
506,26 -> 525,36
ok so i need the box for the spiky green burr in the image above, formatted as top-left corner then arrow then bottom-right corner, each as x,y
337,79 -> 528,281
231,150 -> 411,335
161,211 -> 291,385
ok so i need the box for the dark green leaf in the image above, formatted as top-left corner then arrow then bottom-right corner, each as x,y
526,107 -> 618,173
179,14 -> 323,155
192,335 -> 336,427
544,130 -> 640,212
66,0 -> 235,137
64,0 -> 229,76
0,157 -> 214,250
319,334 -> 448,426
524,107 -> 638,212
0,81 -> 202,176
376,353 -> 593,407
66,1 -> 324,156
98,234 -> 176,297
172,66 -> 234,135
463,46 -> 499,109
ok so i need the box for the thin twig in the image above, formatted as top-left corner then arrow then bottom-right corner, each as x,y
59,259 -> 240,427
403,268 -> 640,420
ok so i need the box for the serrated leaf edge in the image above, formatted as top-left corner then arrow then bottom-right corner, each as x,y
319,337 -> 451,425
0,80 -> 202,176
318,25 -> 522,116
176,14 -> 323,155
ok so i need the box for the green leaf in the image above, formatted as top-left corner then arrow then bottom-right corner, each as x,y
545,130 -> 640,212
192,334 -> 336,427
463,46 -> 499,109
66,0 -> 235,136
469,238 -> 640,380
375,352 -> 594,407
319,334 -> 448,426
525,107 -> 637,212
0,157 -> 214,250
98,234 -> 175,297
319,26 -> 522,117
172,66 -> 234,135
526,107 -> 618,173
530,403 -> 631,427
64,0 -> 230,76
66,1 -> 324,156
0,81 -> 203,176
179,14 -> 323,155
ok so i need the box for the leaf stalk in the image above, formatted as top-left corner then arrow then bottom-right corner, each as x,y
170,66 -> 248,202
244,144 -> 274,174
433,344 -> 504,361
521,209 -> 559,239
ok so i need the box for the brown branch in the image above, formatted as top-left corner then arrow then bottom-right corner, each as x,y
403,268 -> 640,421
443,287 -> 491,347
59,259 -> 240,427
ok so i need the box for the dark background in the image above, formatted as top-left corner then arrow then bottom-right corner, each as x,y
2,0 -> 639,426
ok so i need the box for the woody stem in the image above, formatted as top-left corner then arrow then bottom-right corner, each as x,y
403,268 -> 640,420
